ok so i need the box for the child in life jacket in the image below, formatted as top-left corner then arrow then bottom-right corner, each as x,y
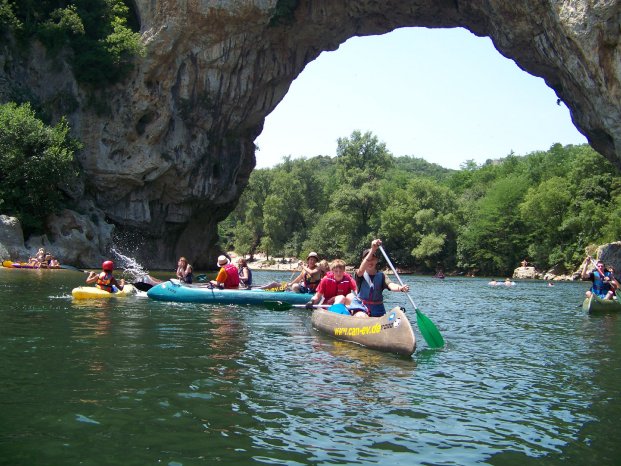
86,260 -> 125,292
308,259 -> 368,317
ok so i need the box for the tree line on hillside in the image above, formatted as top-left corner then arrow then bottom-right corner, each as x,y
218,130 -> 621,276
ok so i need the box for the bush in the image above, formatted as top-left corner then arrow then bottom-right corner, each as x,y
0,102 -> 82,234
6,0 -> 145,86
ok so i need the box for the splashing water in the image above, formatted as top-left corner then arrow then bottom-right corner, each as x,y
111,248 -> 149,281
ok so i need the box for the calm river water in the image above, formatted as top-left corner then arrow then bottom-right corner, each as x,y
1,268 -> 620,465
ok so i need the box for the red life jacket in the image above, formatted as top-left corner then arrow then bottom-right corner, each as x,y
318,273 -> 355,301
223,263 -> 240,288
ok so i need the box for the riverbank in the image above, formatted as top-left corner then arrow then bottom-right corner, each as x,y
235,253 -> 580,280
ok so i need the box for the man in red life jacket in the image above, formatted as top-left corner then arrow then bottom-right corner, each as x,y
210,255 -> 240,289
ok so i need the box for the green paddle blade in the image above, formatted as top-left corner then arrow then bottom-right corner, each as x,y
415,308 -> 445,348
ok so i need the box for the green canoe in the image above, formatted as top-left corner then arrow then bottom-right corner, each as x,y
582,295 -> 621,313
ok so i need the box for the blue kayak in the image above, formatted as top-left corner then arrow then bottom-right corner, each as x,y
147,280 -> 311,305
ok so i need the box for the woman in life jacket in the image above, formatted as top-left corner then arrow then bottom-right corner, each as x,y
86,260 -> 125,293
237,257 -> 253,288
355,239 -> 409,317
289,252 -> 322,293
176,256 -> 194,283
210,255 -> 240,289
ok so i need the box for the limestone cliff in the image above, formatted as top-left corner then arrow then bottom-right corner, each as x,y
1,0 -> 620,268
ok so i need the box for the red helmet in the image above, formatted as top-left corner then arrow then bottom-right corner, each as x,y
102,260 -> 114,271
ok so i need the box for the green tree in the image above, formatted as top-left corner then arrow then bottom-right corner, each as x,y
457,175 -> 529,275
335,130 -> 393,184
37,5 -> 84,53
330,130 -> 393,257
0,102 -> 81,233
8,0 -> 144,85
380,178 -> 460,270
262,170 -> 305,254
218,168 -> 274,257
519,176 -> 573,268
0,0 -> 21,32
302,211 -> 353,261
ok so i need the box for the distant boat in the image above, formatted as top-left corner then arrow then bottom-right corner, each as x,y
433,272 -> 445,279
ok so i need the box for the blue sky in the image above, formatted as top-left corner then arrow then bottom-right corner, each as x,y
254,27 -> 587,170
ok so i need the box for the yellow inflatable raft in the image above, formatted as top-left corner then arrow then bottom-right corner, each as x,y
71,284 -> 136,299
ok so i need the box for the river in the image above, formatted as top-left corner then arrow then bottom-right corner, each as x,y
0,268 -> 619,465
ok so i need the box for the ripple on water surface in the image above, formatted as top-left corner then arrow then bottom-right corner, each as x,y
0,271 -> 619,464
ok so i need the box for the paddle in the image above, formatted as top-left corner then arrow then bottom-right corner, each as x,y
587,256 -> 620,299
59,264 -> 154,292
59,264 -> 86,272
264,301 -> 335,312
133,282 -> 154,292
378,245 -> 445,349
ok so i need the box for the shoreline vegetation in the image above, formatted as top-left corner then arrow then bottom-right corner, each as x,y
219,135 -> 621,279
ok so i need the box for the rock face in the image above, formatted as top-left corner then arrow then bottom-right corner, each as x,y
26,207 -> 116,267
0,215 -> 29,260
596,241 -> 621,272
0,208 -> 116,266
1,1 -> 620,268
513,266 -> 538,280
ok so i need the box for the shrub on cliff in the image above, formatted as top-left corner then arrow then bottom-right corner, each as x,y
0,102 -> 82,234
2,0 -> 144,86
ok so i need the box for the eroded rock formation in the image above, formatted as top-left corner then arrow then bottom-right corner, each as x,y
1,0 -> 620,267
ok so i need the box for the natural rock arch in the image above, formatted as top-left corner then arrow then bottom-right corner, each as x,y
3,1 -> 619,268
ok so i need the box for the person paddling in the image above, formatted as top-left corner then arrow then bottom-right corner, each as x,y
86,261 -> 125,293
582,256 -> 615,300
355,239 -> 409,317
